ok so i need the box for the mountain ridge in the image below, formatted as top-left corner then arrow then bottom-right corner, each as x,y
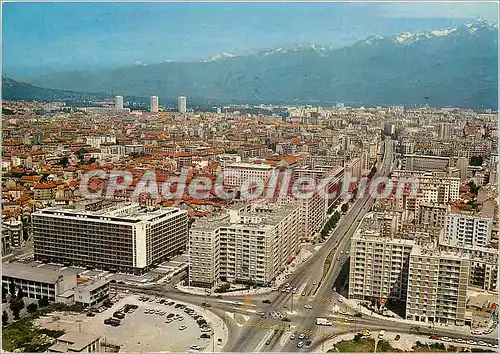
9,20 -> 499,109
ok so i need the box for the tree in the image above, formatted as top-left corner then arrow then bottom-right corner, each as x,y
2,286 -> 7,303
17,287 -> 25,300
10,298 -> 24,319
333,211 -> 340,222
38,297 -> 49,308
2,311 -> 8,325
9,281 -> 15,296
341,203 -> 349,213
27,303 -> 38,313
57,157 -> 69,167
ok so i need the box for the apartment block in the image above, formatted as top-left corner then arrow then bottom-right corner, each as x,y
74,278 -> 110,307
222,162 -> 274,188
444,213 -> 492,248
439,240 -> 498,293
391,170 -> 460,204
33,203 -> 188,274
189,203 -> 301,286
348,229 -> 415,301
189,217 -> 222,288
406,246 -> 470,325
418,203 -> 447,229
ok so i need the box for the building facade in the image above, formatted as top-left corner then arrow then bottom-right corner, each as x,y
444,213 -> 492,248
33,203 -> 188,274
406,246 -> 470,326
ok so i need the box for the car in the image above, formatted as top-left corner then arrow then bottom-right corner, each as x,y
337,298 -> 343,303
429,335 -> 440,340
202,302 -> 212,307
216,295 -> 222,299
179,325 -> 187,330
340,251 -> 344,254
304,304 -> 313,309
302,292 -> 306,296
337,257 -> 340,261
262,299 -> 272,304
286,289 -> 291,293
466,340 -> 477,345
282,317 -> 291,322
345,317 -> 354,322
281,288 -> 287,292
285,283 -> 290,287
304,335 -> 310,340
200,334 -> 211,339
201,327 -> 212,333
478,341 -> 487,346
165,318 -> 174,323
313,281 -> 317,285
167,313 -> 175,318
190,345 -> 200,350
441,337 -> 451,342
86,312 -> 96,317
305,341 -> 312,346
178,316 -> 184,321
290,334 -> 296,340
297,341 -> 304,348
265,339 -> 272,345
257,311 -> 266,317
298,334 -> 305,340
395,335 -> 401,341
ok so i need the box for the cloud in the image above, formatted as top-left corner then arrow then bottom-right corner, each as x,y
378,2 -> 498,22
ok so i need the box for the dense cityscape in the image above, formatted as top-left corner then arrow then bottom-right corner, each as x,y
2,2 -> 499,354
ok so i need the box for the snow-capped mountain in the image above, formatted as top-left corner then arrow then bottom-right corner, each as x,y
27,19 -> 498,109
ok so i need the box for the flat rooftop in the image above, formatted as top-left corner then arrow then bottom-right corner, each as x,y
3,262 -> 77,284
32,203 -> 185,224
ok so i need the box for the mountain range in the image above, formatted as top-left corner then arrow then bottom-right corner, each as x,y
6,19 -> 499,109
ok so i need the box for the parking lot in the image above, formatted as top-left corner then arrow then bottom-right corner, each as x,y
35,294 -> 215,352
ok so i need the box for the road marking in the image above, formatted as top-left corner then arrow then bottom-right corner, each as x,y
242,314 -> 250,321
253,328 -> 275,353
280,331 -> 291,346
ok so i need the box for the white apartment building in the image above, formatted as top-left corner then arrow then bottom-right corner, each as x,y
189,217 -> 222,288
444,213 -> 492,248
115,96 -> 124,110
74,278 -> 110,307
32,203 -> 188,274
178,96 -> 187,113
406,245 -> 470,325
439,240 -> 498,293
150,96 -> 159,113
391,170 -> 460,205
222,162 -> 274,189
188,203 -> 301,287
348,228 -> 416,301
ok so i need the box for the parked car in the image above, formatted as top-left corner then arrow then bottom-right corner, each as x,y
297,341 -> 304,348
305,341 -> 312,346
179,325 -> 187,331
298,334 -> 305,340
202,302 -> 211,307
262,299 -> 272,304
395,335 -> 401,341
304,304 -> 313,309
290,334 -> 296,340
86,312 -> 96,317
200,333 -> 211,339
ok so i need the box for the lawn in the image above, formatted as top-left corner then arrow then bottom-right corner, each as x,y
2,303 -> 82,352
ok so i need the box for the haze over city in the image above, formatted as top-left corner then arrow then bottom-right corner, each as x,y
1,2 -> 498,354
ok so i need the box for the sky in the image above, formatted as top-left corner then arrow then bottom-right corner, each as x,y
2,1 -> 499,78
